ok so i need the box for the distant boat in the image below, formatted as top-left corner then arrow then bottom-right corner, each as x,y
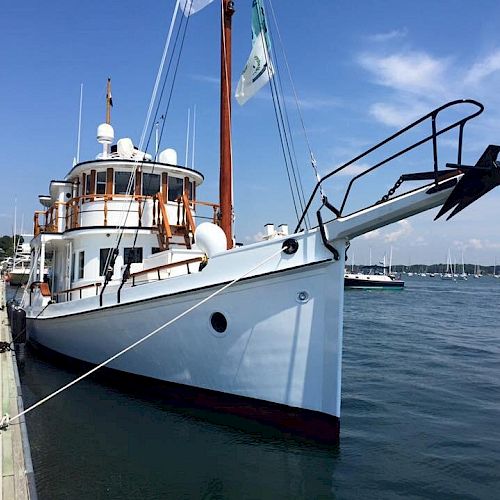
441,249 -> 455,280
7,236 -> 32,286
458,251 -> 467,280
345,265 -> 404,289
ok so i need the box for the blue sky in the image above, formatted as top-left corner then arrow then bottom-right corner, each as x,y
2,0 -> 500,265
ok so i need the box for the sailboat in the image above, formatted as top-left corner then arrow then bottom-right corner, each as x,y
22,0 -> 500,443
458,250 -> 467,280
441,249 -> 455,280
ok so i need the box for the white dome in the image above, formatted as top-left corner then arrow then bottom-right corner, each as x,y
159,148 -> 178,165
194,223 -> 227,257
97,123 -> 115,144
117,138 -> 134,158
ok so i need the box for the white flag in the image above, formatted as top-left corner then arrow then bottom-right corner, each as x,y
235,0 -> 274,105
179,0 -> 215,17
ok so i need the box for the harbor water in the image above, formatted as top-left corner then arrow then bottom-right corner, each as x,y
13,276 -> 500,499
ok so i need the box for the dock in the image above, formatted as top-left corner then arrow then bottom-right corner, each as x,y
0,281 -> 37,499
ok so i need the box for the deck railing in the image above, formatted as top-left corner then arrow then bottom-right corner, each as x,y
33,193 -> 220,238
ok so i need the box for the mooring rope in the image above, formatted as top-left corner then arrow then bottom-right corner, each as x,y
0,245 -> 287,430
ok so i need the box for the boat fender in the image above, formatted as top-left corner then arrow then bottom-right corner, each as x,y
11,306 -> 26,344
194,223 -> 227,258
282,238 -> 299,255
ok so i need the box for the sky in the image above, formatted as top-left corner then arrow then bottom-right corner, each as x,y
2,0 -> 500,265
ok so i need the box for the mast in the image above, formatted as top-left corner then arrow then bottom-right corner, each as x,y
220,0 -> 235,249
106,78 -> 112,125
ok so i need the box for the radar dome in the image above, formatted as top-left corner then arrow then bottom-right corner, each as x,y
117,138 -> 134,158
194,223 -> 227,257
97,123 -> 115,144
159,148 -> 178,165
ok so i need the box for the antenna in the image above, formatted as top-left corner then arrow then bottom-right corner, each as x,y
191,104 -> 197,169
185,108 -> 191,167
106,78 -> 112,125
76,83 -> 83,164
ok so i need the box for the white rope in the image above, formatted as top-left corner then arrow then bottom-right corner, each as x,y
2,245 -> 286,428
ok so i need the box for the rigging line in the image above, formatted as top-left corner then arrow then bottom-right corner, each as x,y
265,13 -> 310,228
131,8 -> 193,250
105,2 -> 191,272
1,245 -> 286,429
267,0 -> 324,199
255,3 -> 300,225
101,0 -> 185,278
256,1 -> 303,219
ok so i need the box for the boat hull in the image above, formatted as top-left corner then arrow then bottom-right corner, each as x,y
8,270 -> 30,286
344,277 -> 404,289
27,257 -> 345,443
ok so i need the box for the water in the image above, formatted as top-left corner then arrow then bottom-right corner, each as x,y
13,277 -> 500,499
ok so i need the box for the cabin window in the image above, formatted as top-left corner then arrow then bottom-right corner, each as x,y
99,248 -> 113,276
71,253 -> 75,281
168,177 -> 184,201
143,173 -> 161,196
96,171 -> 107,195
115,171 -> 132,195
85,174 -> 91,195
151,247 -> 161,255
124,247 -> 143,265
78,251 -> 85,279
188,181 -> 194,200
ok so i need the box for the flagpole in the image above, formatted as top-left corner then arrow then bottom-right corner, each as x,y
220,0 -> 235,249
106,78 -> 112,125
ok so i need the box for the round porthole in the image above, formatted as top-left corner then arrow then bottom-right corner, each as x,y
210,312 -> 227,334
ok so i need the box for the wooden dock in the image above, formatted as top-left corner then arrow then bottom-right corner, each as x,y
0,281 -> 37,499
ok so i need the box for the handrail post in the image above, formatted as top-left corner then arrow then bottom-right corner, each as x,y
431,112 -> 439,183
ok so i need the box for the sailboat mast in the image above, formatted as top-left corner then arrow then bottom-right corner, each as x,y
220,0 -> 235,249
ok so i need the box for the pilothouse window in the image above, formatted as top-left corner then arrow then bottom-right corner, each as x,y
96,171 -> 106,195
142,173 -> 160,196
115,171 -> 132,195
168,177 -> 184,201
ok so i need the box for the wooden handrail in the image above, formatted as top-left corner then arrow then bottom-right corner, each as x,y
157,195 -> 172,238
130,257 -> 203,279
182,192 -> 196,232
56,282 -> 102,296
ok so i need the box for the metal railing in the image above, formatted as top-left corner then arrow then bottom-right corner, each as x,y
295,99 -> 484,231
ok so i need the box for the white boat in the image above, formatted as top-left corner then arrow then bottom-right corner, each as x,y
345,265 -> 404,289
22,1 -> 500,443
7,236 -> 32,286
441,249 -> 455,280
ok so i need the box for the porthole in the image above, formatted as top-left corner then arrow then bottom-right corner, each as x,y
210,312 -> 227,334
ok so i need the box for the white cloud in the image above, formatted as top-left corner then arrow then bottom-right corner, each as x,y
384,219 -> 413,242
464,49 -> 500,86
362,229 -> 381,240
467,238 -> 483,249
358,52 -> 449,95
369,101 -> 427,127
336,162 -> 371,177
244,231 -> 265,242
360,220 -> 413,242
367,29 -> 408,43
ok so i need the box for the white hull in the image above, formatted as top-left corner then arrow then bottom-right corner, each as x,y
27,230 -> 347,439
25,173 -> 464,441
